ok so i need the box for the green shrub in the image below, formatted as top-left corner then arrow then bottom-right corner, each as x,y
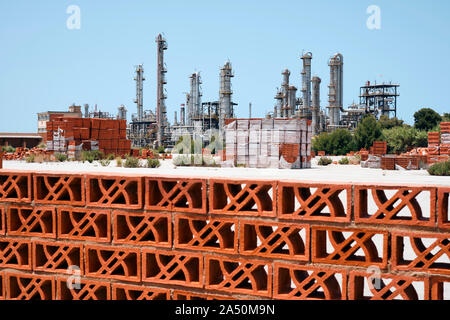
123,156 -> 140,168
106,153 -> 115,160
25,154 -> 36,163
427,161 -> 450,176
158,145 -> 165,154
318,157 -> 333,166
81,150 -> 104,163
1,146 -> 15,153
115,157 -> 123,167
312,129 -> 355,156
353,115 -> 383,150
147,158 -> 161,168
37,143 -> 47,149
55,153 -> 67,162
99,159 -> 111,167
382,126 -> 428,153
338,157 -> 350,165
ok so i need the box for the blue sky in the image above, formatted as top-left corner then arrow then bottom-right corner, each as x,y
1,0 -> 449,132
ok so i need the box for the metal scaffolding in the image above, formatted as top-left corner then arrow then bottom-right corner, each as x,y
359,81 -> 399,118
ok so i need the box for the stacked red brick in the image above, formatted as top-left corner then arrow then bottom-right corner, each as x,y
427,123 -> 450,164
46,117 -> 131,156
0,170 -> 449,300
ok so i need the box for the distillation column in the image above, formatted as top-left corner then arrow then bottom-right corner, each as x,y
288,86 -> 298,118
180,104 -> 185,126
327,53 -> 343,128
117,105 -> 127,120
281,69 -> 290,118
311,76 -> 321,135
189,72 -> 202,119
301,52 -> 312,118
219,61 -> 234,130
156,34 -> 168,146
134,64 -> 145,122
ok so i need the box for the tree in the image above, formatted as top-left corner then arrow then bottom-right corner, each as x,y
312,129 -> 355,155
442,113 -> 450,123
382,127 -> 428,153
353,115 -> 383,150
414,108 -> 442,131
378,115 -> 405,129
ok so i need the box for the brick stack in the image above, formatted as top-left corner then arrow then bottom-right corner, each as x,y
46,117 -> 130,156
372,141 -> 387,155
0,170 -> 448,300
224,119 -> 312,169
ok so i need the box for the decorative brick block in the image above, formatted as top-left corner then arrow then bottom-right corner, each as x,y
355,185 -> 436,227
175,214 -> 237,253
392,231 -> 450,275
210,179 -> 276,216
0,205 -> 4,235
274,263 -> 347,300
438,187 -> 450,229
205,255 -> 271,297
6,272 -> 55,300
173,290 -> 234,300
0,238 -> 31,270
431,276 -> 450,300
57,277 -> 110,300
312,226 -> 388,268
58,207 -> 110,243
145,177 -> 207,214
0,172 -> 32,203
112,283 -> 169,300
278,182 -> 351,222
240,220 -> 309,261
113,211 -> 170,247
349,271 -> 429,300
142,249 -> 202,288
34,173 -> 85,206
0,271 -> 4,300
33,241 -> 83,274
87,175 -> 143,209
7,205 -> 56,238
85,245 -> 141,282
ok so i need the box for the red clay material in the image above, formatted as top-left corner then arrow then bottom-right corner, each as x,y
113,210 -> 171,247
175,214 -> 237,253
0,172 -> 32,203
173,290 -> 234,300
142,249 -> 203,288
355,185 -> 436,227
274,263 -> 347,300
6,272 -> 55,300
438,187 -> 450,229
0,238 -> 31,270
57,277 -> 110,300
145,177 -> 207,214
34,173 -> 85,206
86,245 -> 141,282
431,276 -> 450,300
205,255 -> 271,297
112,283 -> 170,300
0,206 -> 4,235
392,231 -> 450,275
7,205 -> 56,238
278,182 -> 351,222
210,179 -> 277,217
240,220 -> 309,261
33,241 -> 83,274
349,271 -> 429,300
58,207 -> 111,243
312,226 -> 388,268
0,271 -> 4,299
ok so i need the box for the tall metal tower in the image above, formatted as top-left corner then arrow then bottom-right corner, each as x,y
189,72 -> 202,118
134,64 -> 145,122
219,61 -> 234,129
281,69 -> 290,118
156,34 -> 168,146
117,104 -> 127,120
327,53 -> 344,128
301,52 -> 312,117
311,76 -> 321,135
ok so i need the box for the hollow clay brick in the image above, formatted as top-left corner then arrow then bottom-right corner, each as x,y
85,245 -> 141,282
0,271 -> 4,300
33,240 -> 84,274
240,220 -> 309,261
312,226 -> 388,268
0,205 -> 4,235
34,173 -> 85,206
210,179 -> 277,217
392,231 -> 450,275
7,205 -> 56,238
87,175 -> 143,209
58,207 -> 110,243
113,210 -> 171,247
0,238 -> 32,270
57,277 -> 110,300
205,255 -> 272,297
431,276 -> 450,300
142,249 -> 203,288
355,185 -> 436,227
0,172 -> 32,203
175,214 -> 237,253
438,187 -> 450,229
173,290 -> 234,300
278,182 -> 351,222
274,263 -> 347,300
145,177 -> 207,214
6,272 -> 55,300
349,271 -> 429,300
112,283 -> 169,300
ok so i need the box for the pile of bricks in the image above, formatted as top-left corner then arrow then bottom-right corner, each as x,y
0,147 -> 53,161
0,170 -> 448,300
225,119 -> 312,169
46,117 -> 131,156
370,141 -> 387,155
428,122 -> 450,156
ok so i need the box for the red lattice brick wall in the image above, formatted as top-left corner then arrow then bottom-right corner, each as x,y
0,170 -> 448,300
